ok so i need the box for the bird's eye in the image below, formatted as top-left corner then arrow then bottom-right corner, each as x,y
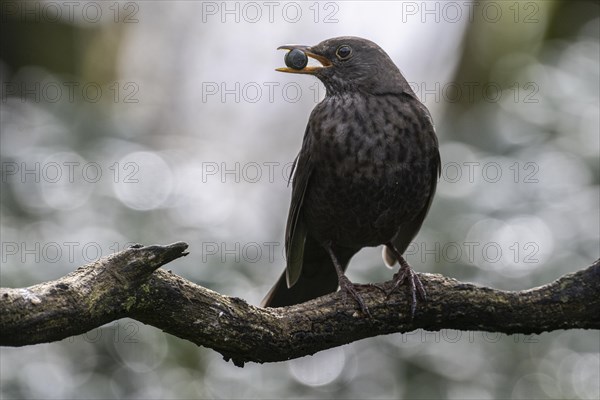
335,45 -> 352,60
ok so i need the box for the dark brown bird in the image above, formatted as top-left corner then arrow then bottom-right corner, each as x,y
261,37 -> 440,316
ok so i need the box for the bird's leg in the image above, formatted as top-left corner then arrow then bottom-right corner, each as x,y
324,244 -> 371,317
385,243 -> 426,318
353,282 -> 389,296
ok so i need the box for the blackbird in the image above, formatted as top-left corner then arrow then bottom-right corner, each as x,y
261,37 -> 440,316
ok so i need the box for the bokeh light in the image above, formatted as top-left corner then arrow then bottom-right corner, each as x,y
1,1 -> 598,399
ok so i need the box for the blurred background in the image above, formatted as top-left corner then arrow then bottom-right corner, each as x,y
1,0 -> 599,398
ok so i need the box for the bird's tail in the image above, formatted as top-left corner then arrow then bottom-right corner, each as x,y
260,259 -> 340,308
261,239 -> 352,308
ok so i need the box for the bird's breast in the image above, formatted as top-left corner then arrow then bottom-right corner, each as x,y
308,93 -> 429,178
300,93 -> 437,247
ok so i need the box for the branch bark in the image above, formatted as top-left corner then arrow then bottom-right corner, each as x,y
1,242 -> 598,367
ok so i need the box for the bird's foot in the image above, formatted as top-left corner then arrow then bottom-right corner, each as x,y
338,275 -> 372,318
355,282 -> 388,296
353,282 -> 382,289
387,262 -> 426,319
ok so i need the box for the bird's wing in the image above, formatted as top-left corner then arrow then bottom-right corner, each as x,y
284,128 -> 314,288
260,235 -> 345,308
385,130 -> 441,264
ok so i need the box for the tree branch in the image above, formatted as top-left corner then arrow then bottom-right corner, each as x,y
1,243 -> 598,367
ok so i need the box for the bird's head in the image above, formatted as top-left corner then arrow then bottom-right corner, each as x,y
277,36 -> 413,96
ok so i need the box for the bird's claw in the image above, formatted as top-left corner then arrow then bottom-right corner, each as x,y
387,264 -> 426,319
339,276 -> 372,318
354,282 -> 388,295
354,283 -> 388,298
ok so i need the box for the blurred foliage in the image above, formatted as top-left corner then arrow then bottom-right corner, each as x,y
1,1 -> 599,399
